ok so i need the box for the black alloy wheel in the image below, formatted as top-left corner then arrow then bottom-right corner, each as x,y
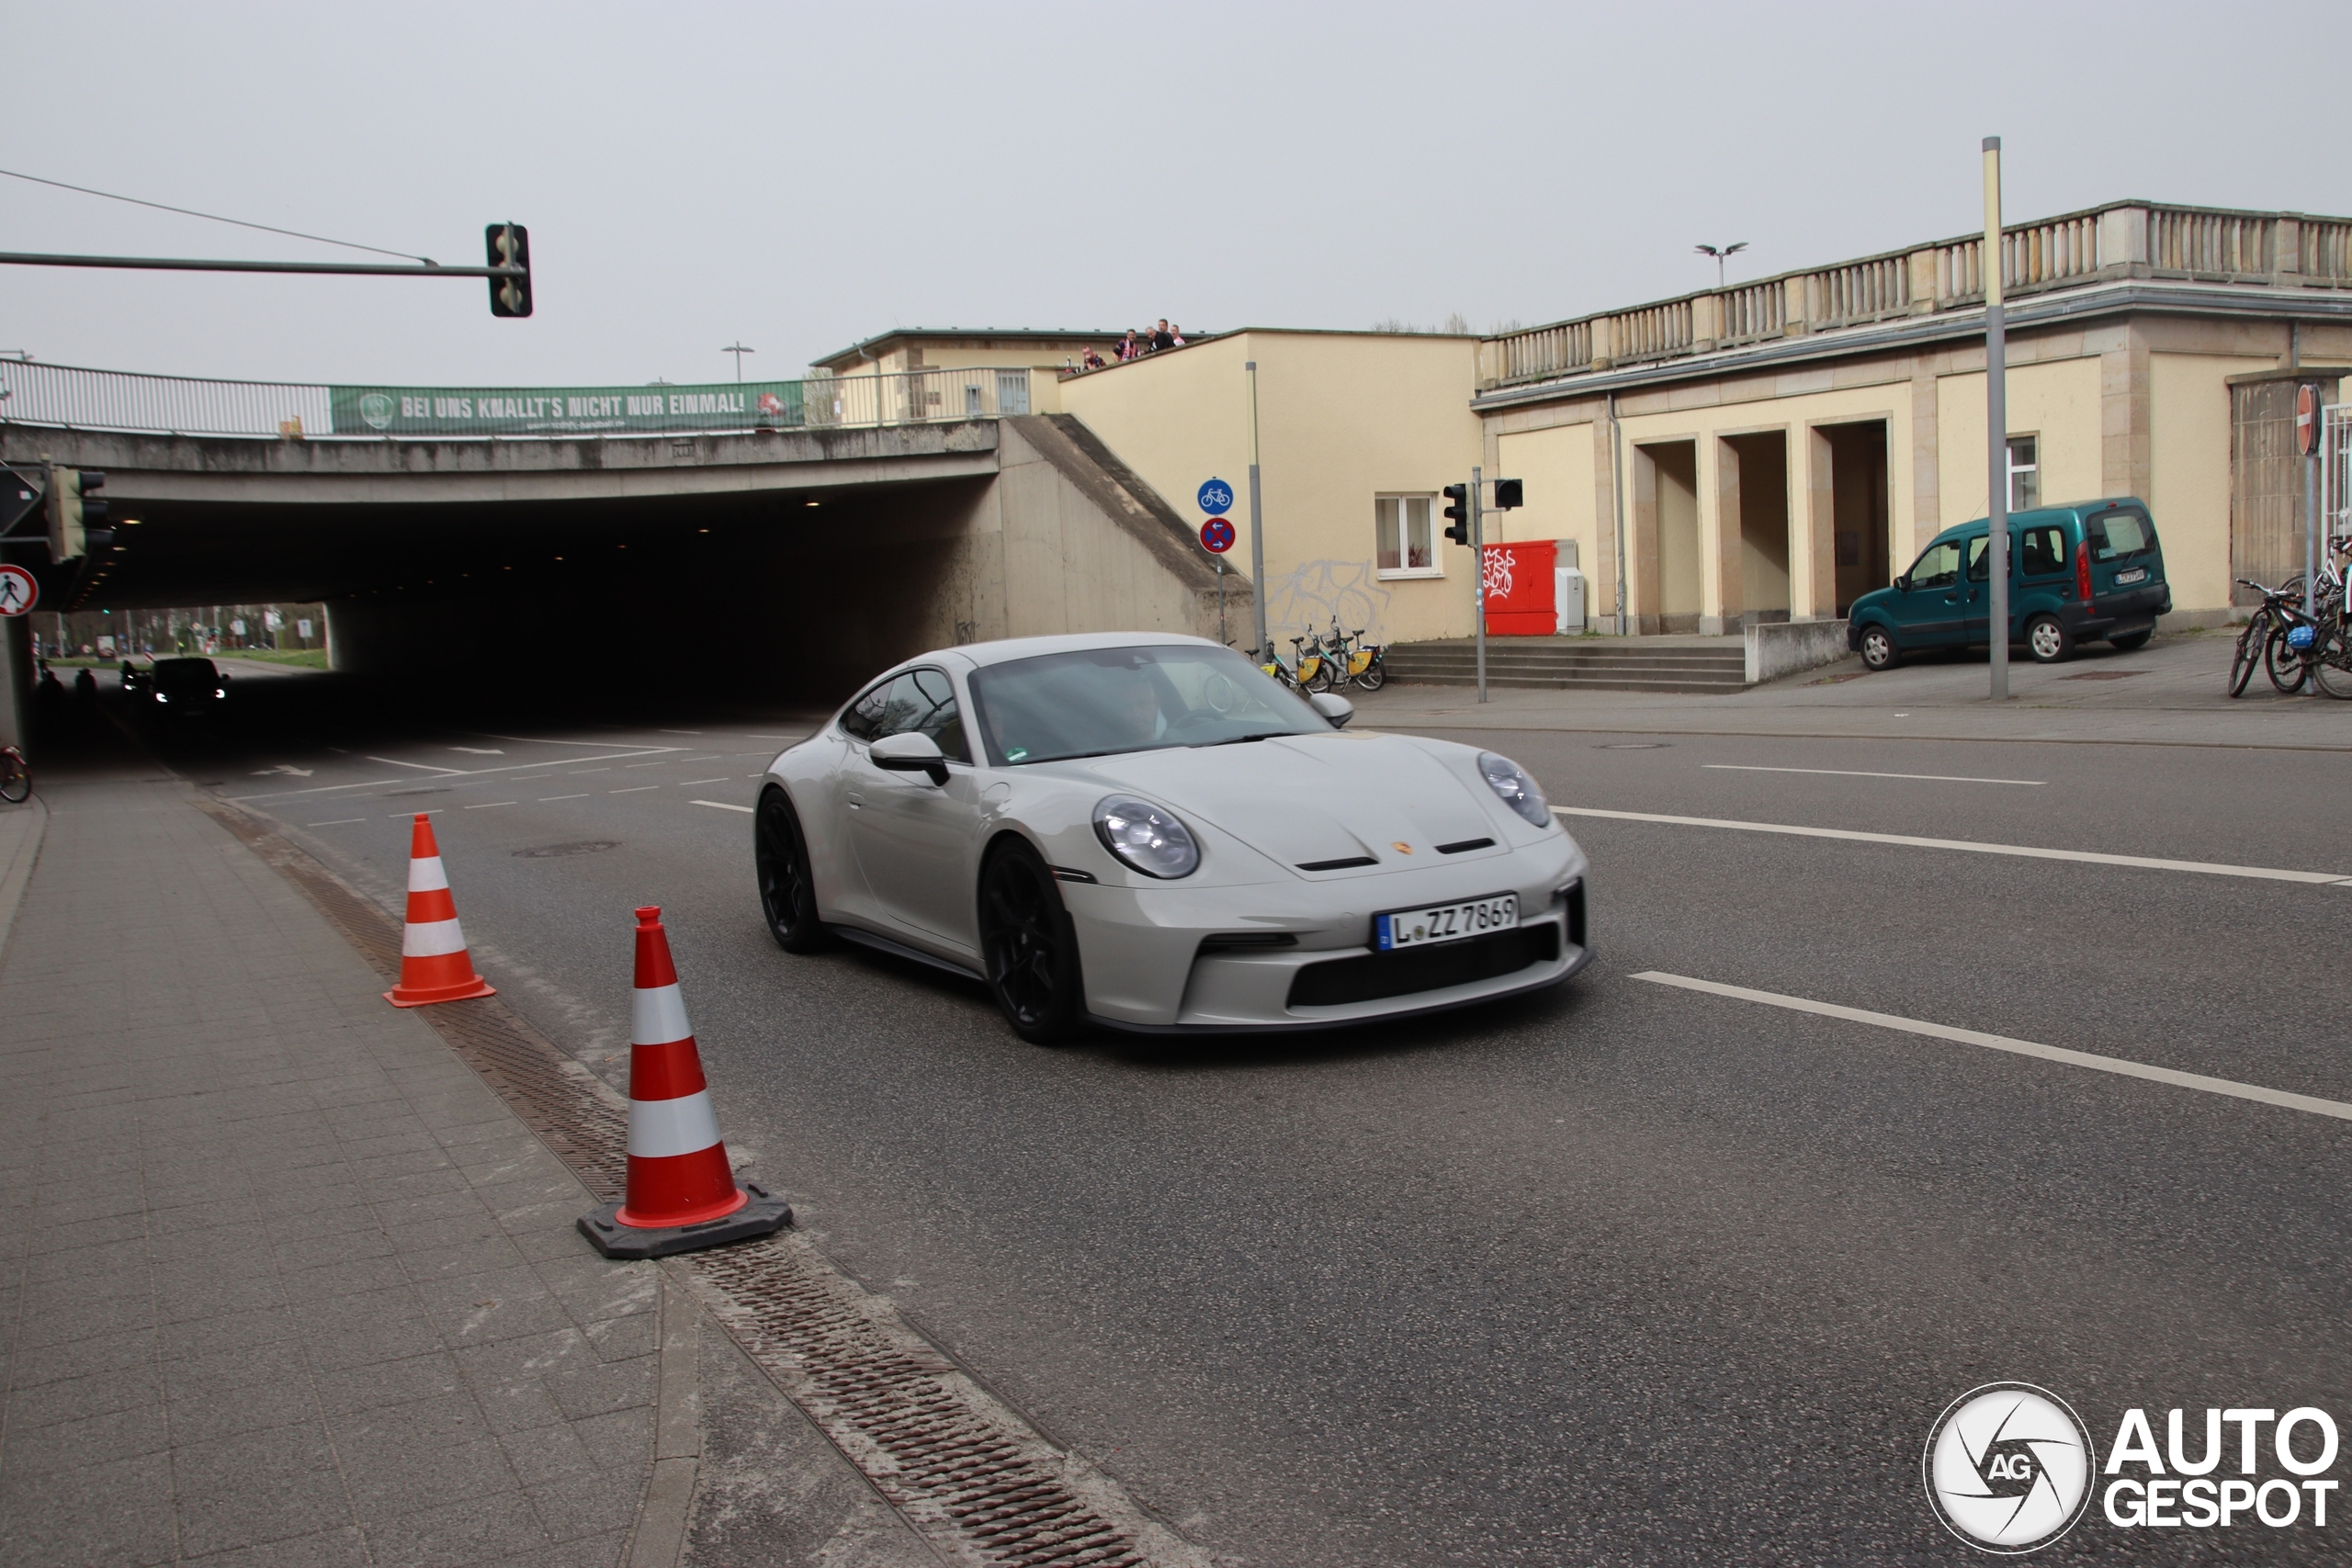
978,840 -> 1084,1045
1858,625 -> 1899,671
755,788 -> 829,953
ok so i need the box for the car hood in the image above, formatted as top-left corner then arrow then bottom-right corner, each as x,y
1068,732 -> 1502,873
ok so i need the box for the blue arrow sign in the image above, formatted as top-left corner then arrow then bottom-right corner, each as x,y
1197,477 -> 1234,516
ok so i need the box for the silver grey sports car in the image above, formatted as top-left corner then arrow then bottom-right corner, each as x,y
754,632 -> 1594,1042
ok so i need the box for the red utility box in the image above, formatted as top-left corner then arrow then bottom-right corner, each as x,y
1481,540 -> 1556,635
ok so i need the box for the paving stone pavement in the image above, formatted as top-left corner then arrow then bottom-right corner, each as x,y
0,774 -> 668,1567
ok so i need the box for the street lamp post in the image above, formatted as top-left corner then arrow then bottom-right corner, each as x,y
1694,242 -> 1747,289
1984,138 -> 2009,703
722,342 -> 754,383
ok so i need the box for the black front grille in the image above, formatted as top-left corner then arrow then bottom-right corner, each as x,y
1286,922 -> 1561,1009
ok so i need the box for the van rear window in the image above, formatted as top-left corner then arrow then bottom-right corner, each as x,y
2019,525 -> 2067,576
2087,512 -> 2155,562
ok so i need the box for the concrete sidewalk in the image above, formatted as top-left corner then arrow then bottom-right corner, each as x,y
0,769 -> 947,1568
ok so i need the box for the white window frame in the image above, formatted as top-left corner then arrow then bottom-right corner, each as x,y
2007,434 -> 2040,513
1374,494 -> 1443,580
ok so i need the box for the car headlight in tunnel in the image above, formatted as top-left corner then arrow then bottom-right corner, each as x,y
1478,751 -> 1551,827
155,693 -> 169,704
1093,795 -> 1200,879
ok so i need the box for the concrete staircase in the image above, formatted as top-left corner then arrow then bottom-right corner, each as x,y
1384,637 -> 1751,694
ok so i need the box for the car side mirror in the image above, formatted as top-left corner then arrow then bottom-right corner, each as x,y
1309,692 -> 1354,728
1893,574 -> 1910,592
869,730 -> 948,784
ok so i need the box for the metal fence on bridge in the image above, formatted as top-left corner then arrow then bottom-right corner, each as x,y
0,359 -> 1042,440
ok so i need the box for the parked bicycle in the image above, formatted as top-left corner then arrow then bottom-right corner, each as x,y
0,743 -> 28,805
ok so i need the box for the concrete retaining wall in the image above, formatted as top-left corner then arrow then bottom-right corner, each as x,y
1745,617 -> 1849,684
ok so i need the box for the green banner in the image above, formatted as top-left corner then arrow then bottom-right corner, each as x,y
327,378 -> 806,437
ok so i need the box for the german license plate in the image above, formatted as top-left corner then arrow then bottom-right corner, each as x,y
1376,893 -> 1518,952
2115,567 -> 2147,585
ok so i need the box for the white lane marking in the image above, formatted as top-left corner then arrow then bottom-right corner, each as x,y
744,734 -> 806,739
658,728 -> 704,735
1553,807 -> 2352,886
539,794 -> 588,802
570,768 -> 611,774
1630,971 -> 2352,1124
220,747 -> 683,801
465,801 -> 516,809
610,785 -> 659,794
1702,763 -> 2042,786
448,746 -> 503,755
367,755 -> 465,774
625,761 -> 671,768
679,778 -> 729,785
513,774 -> 549,781
691,800 -> 753,814
389,808 -> 445,817
677,756 -> 723,763
309,818 -> 366,827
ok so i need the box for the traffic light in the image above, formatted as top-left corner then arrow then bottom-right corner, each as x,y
45,468 -> 106,562
486,223 -> 532,318
1442,483 -> 1469,545
1492,478 -> 1522,511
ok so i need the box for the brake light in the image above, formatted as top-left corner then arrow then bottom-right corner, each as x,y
2076,544 -> 2092,604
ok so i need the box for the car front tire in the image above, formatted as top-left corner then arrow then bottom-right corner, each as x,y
977,839 -> 1085,1045
1858,625 -> 1900,671
755,787 -> 829,953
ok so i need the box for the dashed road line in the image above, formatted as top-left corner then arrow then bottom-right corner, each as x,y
465,801 -> 516,809
625,761 -> 671,768
679,778 -> 728,785
691,800 -> 753,814
1702,764 -> 2043,786
1631,970 -> 2352,1123
309,818 -> 366,827
388,808 -> 444,818
1553,806 -> 2352,886
658,728 -> 704,735
610,785 -> 659,794
570,768 -> 611,774
539,794 -> 588,802
367,755 -> 464,774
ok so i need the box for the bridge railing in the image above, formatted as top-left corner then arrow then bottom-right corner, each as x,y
0,359 -> 1042,440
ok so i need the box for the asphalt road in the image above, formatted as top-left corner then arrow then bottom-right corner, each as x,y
90,665 -> 2352,1565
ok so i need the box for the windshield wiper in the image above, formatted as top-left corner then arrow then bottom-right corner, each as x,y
1199,731 -> 1286,747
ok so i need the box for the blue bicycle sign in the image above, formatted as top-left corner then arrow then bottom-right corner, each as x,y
1197,478 -> 1234,516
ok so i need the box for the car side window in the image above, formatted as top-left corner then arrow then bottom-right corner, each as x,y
1966,537 -> 1990,582
842,669 -> 969,762
1907,540 -> 1961,591
2019,525 -> 2067,576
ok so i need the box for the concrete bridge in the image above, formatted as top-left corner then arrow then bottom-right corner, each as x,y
1,365 -> 1247,705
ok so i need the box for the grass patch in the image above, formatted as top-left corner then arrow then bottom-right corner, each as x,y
216,649 -> 329,669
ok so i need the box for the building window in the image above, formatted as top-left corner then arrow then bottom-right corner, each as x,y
1376,495 -> 1441,578
2007,435 -> 2040,512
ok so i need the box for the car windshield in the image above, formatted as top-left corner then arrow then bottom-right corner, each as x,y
967,644 -> 1329,765
155,659 -> 217,682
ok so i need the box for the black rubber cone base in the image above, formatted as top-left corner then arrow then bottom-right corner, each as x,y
576,1182 -> 793,1259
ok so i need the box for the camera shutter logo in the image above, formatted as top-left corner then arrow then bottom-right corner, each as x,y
359,392 -> 396,430
1924,1382 -> 2096,1553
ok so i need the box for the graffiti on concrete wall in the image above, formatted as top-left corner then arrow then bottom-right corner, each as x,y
1261,559 -> 1391,651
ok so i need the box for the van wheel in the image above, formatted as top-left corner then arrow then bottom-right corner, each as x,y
1858,626 -> 1900,671
2108,627 -> 2153,651
2025,615 -> 2074,663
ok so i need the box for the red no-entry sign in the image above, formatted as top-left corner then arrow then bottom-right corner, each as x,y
1199,517 -> 1235,554
0,563 -> 37,615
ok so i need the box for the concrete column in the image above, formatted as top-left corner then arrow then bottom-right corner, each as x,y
1691,295 -> 1723,353
1910,371 -> 1941,553
1908,249 -> 1940,315
1590,316 -> 1617,371
1629,445 -> 1660,635
0,615 -> 28,752
2100,325 -> 2153,502
1783,277 -> 1811,336
2097,205 -> 2150,277
1800,425 -> 1838,619
1702,436 -> 1742,635
2276,217 -> 2304,280
1592,418 -> 1622,635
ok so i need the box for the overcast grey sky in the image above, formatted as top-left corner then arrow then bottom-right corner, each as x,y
8,2 -> 2347,389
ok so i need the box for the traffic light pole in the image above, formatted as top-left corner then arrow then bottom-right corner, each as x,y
0,252 -> 524,279
1471,465 -> 1488,705
1247,360 -> 1269,663
1984,138 -> 2010,703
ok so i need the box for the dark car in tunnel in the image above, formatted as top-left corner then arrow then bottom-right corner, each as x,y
144,657 -> 232,715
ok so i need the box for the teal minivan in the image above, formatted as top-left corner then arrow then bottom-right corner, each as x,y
1846,498 -> 2170,671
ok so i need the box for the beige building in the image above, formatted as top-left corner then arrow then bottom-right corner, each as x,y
821,200 -> 2352,654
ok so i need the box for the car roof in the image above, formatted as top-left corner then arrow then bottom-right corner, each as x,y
930,631 -> 1221,672
1940,497 -> 2150,536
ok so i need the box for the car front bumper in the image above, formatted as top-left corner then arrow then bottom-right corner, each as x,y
1065,839 -> 1591,1032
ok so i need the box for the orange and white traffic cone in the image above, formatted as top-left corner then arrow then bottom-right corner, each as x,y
578,906 -> 790,1259
385,814 -> 497,1008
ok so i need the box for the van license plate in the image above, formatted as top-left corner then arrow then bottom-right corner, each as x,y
1377,893 -> 1517,951
2116,567 -> 2147,585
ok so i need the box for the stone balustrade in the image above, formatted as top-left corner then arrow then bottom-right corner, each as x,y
1478,201 -> 2352,389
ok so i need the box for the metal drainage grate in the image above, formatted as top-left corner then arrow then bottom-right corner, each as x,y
198,798 -> 1210,1568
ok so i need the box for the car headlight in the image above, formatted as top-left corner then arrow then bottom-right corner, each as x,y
1093,795 -> 1200,879
155,693 -> 169,703
1477,751 -> 1551,827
